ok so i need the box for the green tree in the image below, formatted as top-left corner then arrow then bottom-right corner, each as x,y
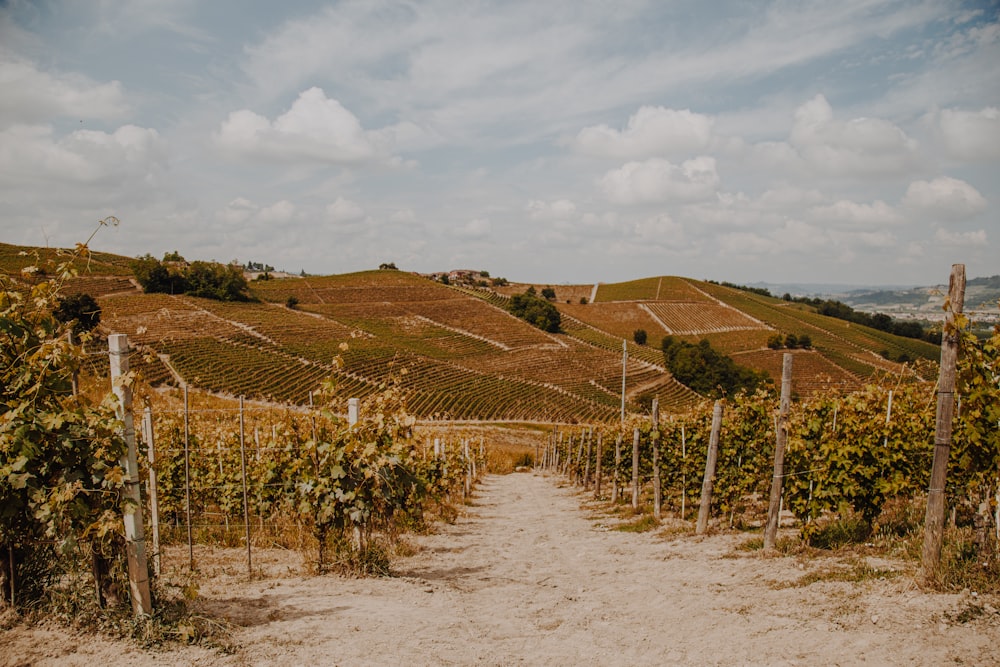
508,289 -> 561,333
661,337 -> 769,398
633,329 -> 648,345
53,293 -> 101,335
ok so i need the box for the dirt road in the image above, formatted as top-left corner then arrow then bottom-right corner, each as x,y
3,472 -> 998,665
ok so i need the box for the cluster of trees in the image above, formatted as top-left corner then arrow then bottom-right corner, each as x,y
661,336 -> 770,398
767,333 -> 811,349
508,287 -> 561,333
808,300 -> 940,344
710,280 -> 773,297
710,281 -> 938,344
132,253 -> 253,302
53,293 -> 101,335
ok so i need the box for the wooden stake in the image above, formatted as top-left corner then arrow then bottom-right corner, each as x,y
108,334 -> 152,616
681,424 -> 686,520
584,429 -> 592,491
183,384 -> 194,571
612,433 -> 622,503
631,427 -> 640,510
140,408 -> 160,577
922,264 -> 966,580
652,398 -> 661,520
595,433 -> 603,499
764,353 -> 794,550
239,396 -> 252,581
620,339 -> 627,424
697,401 -> 723,535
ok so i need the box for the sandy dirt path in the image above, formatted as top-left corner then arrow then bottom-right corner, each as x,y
3,472 -> 999,666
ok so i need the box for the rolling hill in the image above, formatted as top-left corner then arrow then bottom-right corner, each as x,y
1,242 -> 942,421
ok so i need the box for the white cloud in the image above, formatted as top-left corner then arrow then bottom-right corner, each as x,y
455,218 -> 491,239
526,199 -> 577,221
390,208 -> 416,223
0,123 -> 167,217
809,199 -> 902,226
213,197 -> 296,229
216,197 -> 258,225
215,87 -> 394,164
257,200 -> 296,224
901,176 -> 987,220
849,230 -> 897,248
778,220 -> 830,252
573,106 -> 714,159
600,156 -> 719,205
719,231 -> 780,257
0,123 -> 165,185
0,58 -> 127,126
936,107 -> 1000,161
789,94 -> 918,176
325,197 -> 365,224
934,227 -> 987,245
633,213 -> 685,246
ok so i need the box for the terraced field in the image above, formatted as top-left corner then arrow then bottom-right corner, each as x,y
3,241 -> 937,419
697,281 -> 939,380
0,241 -> 134,276
95,280 -> 637,421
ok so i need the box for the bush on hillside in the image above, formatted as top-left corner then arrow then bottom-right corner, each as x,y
661,336 -> 770,398
508,288 -> 561,333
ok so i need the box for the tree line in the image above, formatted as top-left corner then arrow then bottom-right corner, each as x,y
131,252 -> 253,302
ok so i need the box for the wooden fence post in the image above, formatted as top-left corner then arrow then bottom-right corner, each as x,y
652,398 -> 661,520
108,334 -> 152,616
183,384 -> 194,571
239,396 -> 252,581
764,353 -> 794,550
595,433 -> 603,499
680,424 -> 687,520
922,264 -> 966,580
348,397 -> 360,426
697,400 -> 723,535
612,433 -> 622,503
584,429 -> 592,491
140,407 -> 160,577
631,427 -> 640,510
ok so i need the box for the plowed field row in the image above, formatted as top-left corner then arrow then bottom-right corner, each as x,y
730,349 -> 862,396
643,302 -> 768,334
696,282 -> 930,379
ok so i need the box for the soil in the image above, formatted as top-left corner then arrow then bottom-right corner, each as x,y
3,472 -> 999,666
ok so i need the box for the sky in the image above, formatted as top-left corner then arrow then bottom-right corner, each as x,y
1,0 -> 998,286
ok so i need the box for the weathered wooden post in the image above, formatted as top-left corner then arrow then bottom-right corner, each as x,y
239,396 -> 252,580
108,334 -> 152,615
652,398 -> 661,520
348,397 -> 360,426
764,353 -> 794,550
583,429 -> 592,491
922,264 -> 966,580
680,424 -> 687,520
612,433 -> 622,503
595,432 -> 603,499
183,384 -> 194,570
631,427 -> 640,510
140,407 -> 160,577
697,400 -> 723,535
